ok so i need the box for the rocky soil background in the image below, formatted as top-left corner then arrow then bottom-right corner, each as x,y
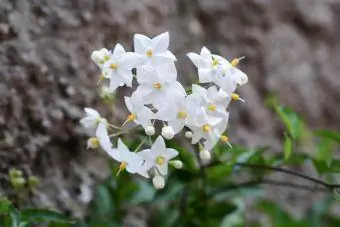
1,0 -> 340,224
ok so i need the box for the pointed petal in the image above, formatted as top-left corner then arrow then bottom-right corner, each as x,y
96,122 -> 112,152
157,163 -> 168,175
134,34 -> 152,54
84,108 -> 100,118
164,148 -> 178,159
187,53 -> 208,68
200,46 -> 212,59
152,31 -> 169,53
198,68 -> 213,83
151,136 -> 166,155
112,43 -> 125,58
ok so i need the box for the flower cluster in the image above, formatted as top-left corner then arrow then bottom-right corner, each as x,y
80,32 -> 248,189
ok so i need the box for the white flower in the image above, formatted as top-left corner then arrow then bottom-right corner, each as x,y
152,175 -> 165,189
138,136 -> 178,175
91,48 -> 110,66
187,47 -> 228,83
134,63 -> 185,106
95,122 -> 112,152
80,108 -> 107,135
134,31 -> 176,66
161,126 -> 175,140
191,85 -> 231,114
199,150 -> 211,162
124,92 -> 154,128
145,125 -> 155,136
101,43 -> 142,92
187,109 -> 222,145
203,111 -> 229,150
106,139 -> 151,178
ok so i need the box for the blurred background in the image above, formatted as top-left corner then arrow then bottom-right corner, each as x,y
1,0 -> 340,226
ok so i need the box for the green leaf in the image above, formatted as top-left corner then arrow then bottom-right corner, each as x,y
206,164 -> 232,182
258,200 -> 301,227
283,132 -> 293,160
90,184 -> 115,220
19,209 -> 76,224
269,100 -> 304,140
314,130 -> 340,144
0,197 -> 12,214
313,159 -> 340,174
149,209 -> 179,227
130,180 -> 156,205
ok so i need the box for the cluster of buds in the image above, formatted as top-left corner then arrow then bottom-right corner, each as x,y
80,32 -> 247,189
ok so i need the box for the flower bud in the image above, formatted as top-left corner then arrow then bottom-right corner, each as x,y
185,131 -> 193,139
152,175 -> 165,189
87,137 -> 100,149
161,126 -> 175,140
28,176 -> 40,188
91,50 -> 101,63
145,126 -> 155,136
199,150 -> 211,162
171,160 -> 183,169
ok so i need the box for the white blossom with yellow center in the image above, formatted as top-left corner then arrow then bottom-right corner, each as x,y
138,136 -> 178,175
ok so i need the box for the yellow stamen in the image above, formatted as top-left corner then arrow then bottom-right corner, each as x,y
212,58 -> 219,66
87,137 -> 100,149
127,113 -> 136,121
207,104 -> 217,111
153,83 -> 162,90
146,49 -> 153,58
99,74 -> 106,81
156,156 -> 165,165
220,135 -> 229,143
231,93 -> 240,101
177,111 -> 187,119
202,124 -> 211,132
119,161 -> 127,171
110,63 -> 118,70
231,58 -> 239,67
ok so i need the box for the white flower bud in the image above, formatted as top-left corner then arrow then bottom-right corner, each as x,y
161,126 -> 175,140
171,160 -> 183,169
145,126 -> 155,136
185,131 -> 193,139
87,137 -> 100,149
90,50 -> 101,63
152,175 -> 165,189
199,150 -> 211,162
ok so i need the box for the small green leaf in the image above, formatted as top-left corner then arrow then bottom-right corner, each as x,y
206,164 -> 232,182
314,130 -> 340,144
130,180 -> 156,205
283,132 -> 293,160
90,184 -> 115,219
0,197 -> 12,214
19,209 -> 76,224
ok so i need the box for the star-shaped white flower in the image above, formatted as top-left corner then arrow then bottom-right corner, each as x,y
187,47 -> 228,84
138,136 -> 178,175
134,32 -> 176,66
187,109 -> 222,145
106,139 -> 152,178
80,108 -> 107,135
134,63 -> 185,106
101,43 -> 142,92
124,92 -> 155,128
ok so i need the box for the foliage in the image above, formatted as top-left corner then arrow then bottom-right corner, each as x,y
2,101 -> 340,226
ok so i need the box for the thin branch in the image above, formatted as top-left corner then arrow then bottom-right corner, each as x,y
208,178 -> 329,196
206,161 -> 340,191
233,162 -> 340,190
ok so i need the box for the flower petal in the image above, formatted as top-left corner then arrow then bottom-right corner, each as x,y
152,31 -> 169,53
134,34 -> 152,54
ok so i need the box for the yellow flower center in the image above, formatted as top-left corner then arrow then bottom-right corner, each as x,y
87,137 -> 100,149
153,83 -> 162,90
119,161 -> 127,171
202,124 -> 211,132
231,58 -> 239,67
220,135 -> 229,143
127,113 -> 136,121
177,111 -> 187,119
231,93 -> 239,101
207,104 -> 216,111
146,49 -> 153,58
156,156 -> 165,165
212,58 -> 219,67
110,63 -> 118,70
99,74 -> 106,81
